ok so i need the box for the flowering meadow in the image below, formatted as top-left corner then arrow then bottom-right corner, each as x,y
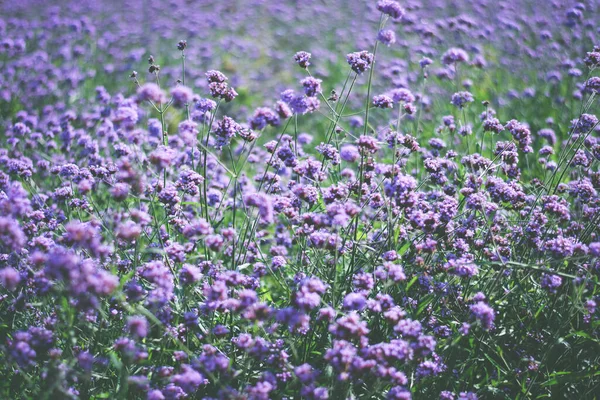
1,0 -> 600,399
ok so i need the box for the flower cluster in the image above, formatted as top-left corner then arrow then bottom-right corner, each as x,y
0,0 -> 599,399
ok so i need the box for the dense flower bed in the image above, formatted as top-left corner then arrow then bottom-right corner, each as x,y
1,0 -> 600,399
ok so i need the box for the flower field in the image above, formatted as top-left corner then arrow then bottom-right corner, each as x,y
1,0 -> 600,399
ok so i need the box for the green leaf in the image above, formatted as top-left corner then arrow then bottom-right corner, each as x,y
405,275 -> 418,292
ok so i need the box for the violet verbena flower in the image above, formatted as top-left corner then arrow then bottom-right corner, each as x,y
0,216 -> 26,253
540,273 -> 562,293
373,94 -> 394,108
0,267 -> 20,291
213,116 -> 241,148
451,91 -> 474,108
442,48 -> 470,65
391,88 -> 415,103
301,77 -> 323,97
470,301 -> 495,330
127,316 -> 149,338
377,29 -> 397,46
170,85 -> 194,108
376,0 -> 405,19
347,51 -> 374,74
249,107 -> 279,130
137,83 -> 166,104
340,145 -> 360,162
294,51 -> 311,68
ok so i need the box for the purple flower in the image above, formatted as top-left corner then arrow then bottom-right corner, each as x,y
127,316 -> 149,338
171,365 -> 204,394
442,48 -> 469,65
376,0 -> 405,19
316,143 -> 341,165
459,323 -> 471,335
180,264 -> 202,285
544,236 -> 575,258
589,242 -> 600,256
0,217 -> 26,253
301,77 -> 323,97
571,114 -> 598,134
294,51 -> 312,69
329,312 -> 370,339
373,94 -> 394,109
182,219 -> 212,239
343,292 -> 367,311
205,234 -> 225,252
206,70 -> 237,101
358,135 -> 380,153
585,77 -> 600,93
340,145 -> 361,162
140,260 -> 174,303
470,301 -> 495,330
137,83 -> 166,103
387,386 -> 411,399
249,107 -> 279,130
294,276 -> 328,311
482,118 -> 503,133
451,91 -> 474,108
195,97 -> 217,113
347,51 -> 374,74
295,363 -> 317,383
244,193 -> 274,225
0,267 -> 21,291
419,57 -> 433,68
538,128 -> 556,145
8,331 -> 37,368
540,273 -> 562,294
205,70 -> 228,83
171,86 -> 194,108
391,88 -> 415,103
440,391 -> 455,400
349,116 -> 364,128
213,116 -> 241,148
288,94 -> 321,114
505,119 -> 533,153
584,47 -> 600,67
378,29 -> 397,46
275,100 -> 293,119
395,318 -> 422,338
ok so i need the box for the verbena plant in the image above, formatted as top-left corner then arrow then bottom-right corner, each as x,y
0,1 -> 599,399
